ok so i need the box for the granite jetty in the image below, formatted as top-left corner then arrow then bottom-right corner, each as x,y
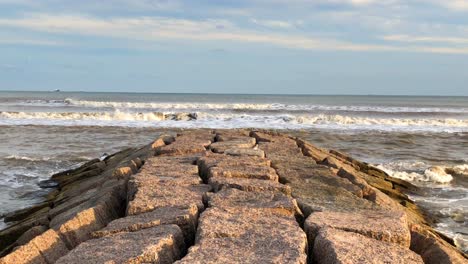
0,130 -> 466,264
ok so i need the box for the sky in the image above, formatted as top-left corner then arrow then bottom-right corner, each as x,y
0,0 -> 468,95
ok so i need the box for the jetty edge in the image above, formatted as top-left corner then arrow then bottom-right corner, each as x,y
0,129 -> 465,264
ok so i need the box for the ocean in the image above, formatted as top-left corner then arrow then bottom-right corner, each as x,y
0,91 -> 467,253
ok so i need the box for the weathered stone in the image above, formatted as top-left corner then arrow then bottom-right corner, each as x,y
205,188 -> 301,218
207,165 -> 279,181
156,136 -> 211,156
130,173 -> 202,189
14,226 -> 47,247
1,230 -> 68,264
270,156 -> 317,170
209,177 -> 291,195
305,210 -> 411,248
197,154 -> 270,178
0,214 -> 49,254
288,178 -> 378,217
296,139 -> 329,162
93,204 -> 198,245
56,225 -> 185,264
410,225 -> 467,264
257,141 -> 303,159
184,207 -> 306,263
151,137 -> 166,150
214,130 -> 251,141
177,237 -> 306,264
127,184 -> 211,215
112,166 -> 133,180
250,131 -> 295,143
209,137 -> 256,153
313,228 -> 424,264
276,165 -> 363,197
150,155 -> 201,165
3,203 -> 50,223
224,148 -> 265,158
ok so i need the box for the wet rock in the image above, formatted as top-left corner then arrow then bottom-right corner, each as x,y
56,225 -> 185,264
112,166 -> 133,180
313,228 -> 423,264
224,148 -> 265,158
0,230 -> 69,264
296,139 -> 330,162
209,177 -> 291,195
205,188 -> 302,218
305,210 -> 411,248
14,225 -> 47,247
3,203 -> 50,223
410,225 -> 467,264
0,215 -> 49,254
164,112 -> 198,121
38,180 -> 59,189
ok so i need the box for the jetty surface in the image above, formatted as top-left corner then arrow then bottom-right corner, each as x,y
0,129 -> 466,263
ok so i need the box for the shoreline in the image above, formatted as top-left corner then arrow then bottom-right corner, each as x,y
0,129 -> 466,263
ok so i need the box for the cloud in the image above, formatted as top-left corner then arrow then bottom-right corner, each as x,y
425,0 -> 468,11
250,19 -> 301,29
383,34 -> 468,44
0,13 -> 468,54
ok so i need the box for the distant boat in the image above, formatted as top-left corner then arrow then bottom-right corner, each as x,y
53,89 -> 61,92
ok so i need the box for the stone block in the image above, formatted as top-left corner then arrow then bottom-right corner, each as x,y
209,177 -> 291,195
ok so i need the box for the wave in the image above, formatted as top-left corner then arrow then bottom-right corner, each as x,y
1,111 -> 468,132
62,98 -> 468,114
376,165 -> 454,183
4,155 -> 53,162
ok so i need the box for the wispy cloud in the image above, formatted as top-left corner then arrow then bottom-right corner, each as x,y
1,13 -> 468,54
383,34 -> 468,44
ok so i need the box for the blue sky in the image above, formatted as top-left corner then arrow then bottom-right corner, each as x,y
0,0 -> 468,95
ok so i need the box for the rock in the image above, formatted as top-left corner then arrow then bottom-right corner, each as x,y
224,148 -> 265,158
209,177 -> 291,195
296,139 -> 329,162
185,207 -> 306,263
313,228 -> 423,264
207,165 -> 279,181
3,203 -> 50,223
112,166 -> 133,180
92,204 -> 198,246
0,214 -> 49,254
214,130 -> 251,142
177,237 -> 306,264
0,230 -> 69,264
209,137 -> 256,153
197,154 -> 270,179
38,179 -> 59,189
410,225 -> 467,264
127,184 -> 211,215
56,225 -> 185,264
205,188 -> 302,218
287,177 -> 378,217
305,210 -> 411,248
14,226 -> 47,247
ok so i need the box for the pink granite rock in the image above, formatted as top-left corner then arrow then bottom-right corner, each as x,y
56,225 -> 185,264
313,228 -> 424,264
209,176 -> 291,195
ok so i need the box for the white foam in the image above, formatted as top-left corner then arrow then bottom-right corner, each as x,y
64,98 -> 468,113
376,165 -> 453,183
0,111 -> 467,132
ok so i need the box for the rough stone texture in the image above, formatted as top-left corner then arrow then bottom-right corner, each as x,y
288,177 -> 378,217
205,188 -> 301,218
197,154 -> 271,179
207,165 -> 279,181
313,228 -> 424,264
56,225 -> 185,264
176,237 -> 306,264
93,204 -> 198,245
224,148 -> 265,158
209,137 -> 256,153
410,225 -> 468,264
305,210 -> 411,247
14,226 -> 48,247
179,207 -> 307,264
127,184 -> 211,215
0,230 -> 69,264
209,177 -> 291,195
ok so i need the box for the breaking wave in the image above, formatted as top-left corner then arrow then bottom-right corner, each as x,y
0,111 -> 467,132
